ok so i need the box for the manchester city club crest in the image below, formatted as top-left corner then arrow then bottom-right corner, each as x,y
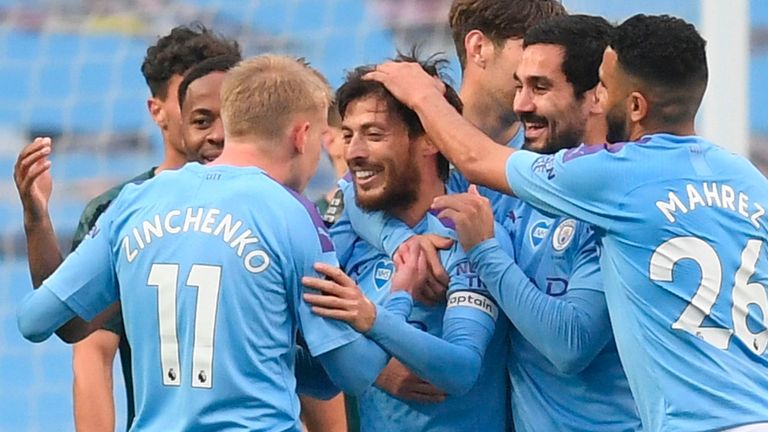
372,259 -> 394,291
552,219 -> 577,251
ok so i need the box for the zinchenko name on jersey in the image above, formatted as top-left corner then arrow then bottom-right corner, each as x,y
120,207 -> 270,273
656,182 -> 766,228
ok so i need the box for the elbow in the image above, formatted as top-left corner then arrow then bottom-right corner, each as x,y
442,356 -> 482,396
550,352 -> 592,375
17,310 -> 51,343
331,366 -> 378,397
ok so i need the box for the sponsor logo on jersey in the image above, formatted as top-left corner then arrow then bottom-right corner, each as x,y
530,220 -> 551,248
372,259 -> 394,291
447,290 -> 498,320
552,218 -> 576,251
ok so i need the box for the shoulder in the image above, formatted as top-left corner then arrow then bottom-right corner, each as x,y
278,183 -> 336,254
79,167 -> 155,226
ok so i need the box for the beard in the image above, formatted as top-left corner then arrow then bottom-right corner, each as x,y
354,154 -> 421,213
521,113 -> 586,154
606,104 -> 629,144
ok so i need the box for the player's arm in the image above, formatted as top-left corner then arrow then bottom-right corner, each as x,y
333,181 -> 451,302
290,207 -> 391,396
436,189 -> 612,373
305,251 -> 497,396
364,63 -> 514,193
468,235 -> 612,374
16,210 -> 119,343
14,138 -> 65,288
73,330 -> 119,432
300,394 -> 348,432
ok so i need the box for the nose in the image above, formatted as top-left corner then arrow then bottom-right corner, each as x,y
513,86 -> 535,116
344,133 -> 369,163
208,118 -> 224,147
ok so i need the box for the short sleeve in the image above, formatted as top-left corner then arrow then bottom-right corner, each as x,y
44,208 -> 119,320
505,146 -> 631,231
287,197 -> 362,356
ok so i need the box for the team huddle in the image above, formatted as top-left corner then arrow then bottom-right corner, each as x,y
11,0 -> 768,431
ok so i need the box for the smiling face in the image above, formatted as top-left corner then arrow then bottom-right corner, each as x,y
342,95 -> 420,212
513,43 -> 591,154
181,71 -> 227,164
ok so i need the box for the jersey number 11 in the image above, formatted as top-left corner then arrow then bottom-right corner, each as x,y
147,263 -> 222,389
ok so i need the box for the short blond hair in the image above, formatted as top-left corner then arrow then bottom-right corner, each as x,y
221,55 -> 332,139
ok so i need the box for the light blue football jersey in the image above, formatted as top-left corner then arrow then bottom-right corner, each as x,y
448,127 -> 638,430
502,205 -> 640,432
339,213 -> 510,432
448,125 -> 525,222
44,163 -> 360,431
506,133 -> 768,431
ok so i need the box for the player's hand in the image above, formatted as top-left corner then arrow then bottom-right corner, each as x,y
14,137 -> 53,224
302,263 -> 377,333
363,62 -> 445,110
393,235 -> 453,305
432,185 -> 494,252
390,241 -> 428,296
375,358 -> 446,404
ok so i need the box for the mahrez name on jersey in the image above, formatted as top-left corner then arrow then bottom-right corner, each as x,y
656,182 -> 766,228
120,207 -> 270,273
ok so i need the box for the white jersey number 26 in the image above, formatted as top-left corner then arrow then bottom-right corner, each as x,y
650,237 -> 768,355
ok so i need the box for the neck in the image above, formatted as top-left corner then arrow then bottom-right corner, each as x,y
631,119 -> 697,141
459,81 -> 520,145
155,140 -> 187,174
211,137 -> 295,187
583,116 -> 608,145
391,170 -> 445,228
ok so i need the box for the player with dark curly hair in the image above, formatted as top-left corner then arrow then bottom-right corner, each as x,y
13,24 -> 240,431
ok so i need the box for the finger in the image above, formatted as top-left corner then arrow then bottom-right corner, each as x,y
421,242 -> 449,287
409,381 -> 447,397
308,306 -> 356,323
15,145 -> 51,181
424,234 -> 453,250
301,276 -> 350,297
16,137 -> 51,164
418,277 -> 442,305
468,184 -> 480,196
20,159 -> 52,191
362,69 -> 388,83
313,263 -> 356,287
303,293 -> 353,310
399,390 -> 446,404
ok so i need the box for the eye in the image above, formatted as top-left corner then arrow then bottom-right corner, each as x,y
342,132 -> 353,144
192,117 -> 212,128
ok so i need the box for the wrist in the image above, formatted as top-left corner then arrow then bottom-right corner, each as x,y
412,88 -> 442,112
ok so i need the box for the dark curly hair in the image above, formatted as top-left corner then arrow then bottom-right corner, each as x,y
336,50 -> 463,181
524,14 -> 613,98
178,54 -> 242,109
611,14 -> 707,124
142,24 -> 241,100
449,0 -> 566,68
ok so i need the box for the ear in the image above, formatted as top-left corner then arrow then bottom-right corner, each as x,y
584,88 -> 603,115
148,97 -> 166,129
465,30 -> 490,69
628,91 -> 648,123
420,136 -> 440,157
290,120 -> 311,154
